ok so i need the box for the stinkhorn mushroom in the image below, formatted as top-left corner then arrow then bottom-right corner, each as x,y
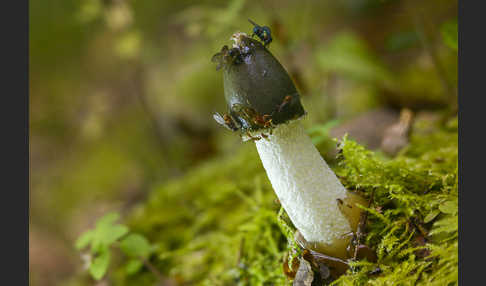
212,32 -> 366,259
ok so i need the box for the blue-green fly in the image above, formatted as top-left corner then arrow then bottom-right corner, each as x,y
248,19 -> 272,47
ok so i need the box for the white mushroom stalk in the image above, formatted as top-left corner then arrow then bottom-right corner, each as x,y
253,121 -> 364,258
255,121 -> 350,242
212,32 -> 365,259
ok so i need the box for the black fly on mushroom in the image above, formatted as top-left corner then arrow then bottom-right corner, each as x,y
212,112 -> 240,132
211,21 -> 375,282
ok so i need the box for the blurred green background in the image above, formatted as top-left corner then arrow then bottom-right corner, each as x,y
30,0 -> 457,285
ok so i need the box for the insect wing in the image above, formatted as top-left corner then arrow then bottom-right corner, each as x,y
213,112 -> 226,125
211,52 -> 224,69
211,51 -> 222,62
213,112 -> 234,131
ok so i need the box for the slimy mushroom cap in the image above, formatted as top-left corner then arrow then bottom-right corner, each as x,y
216,33 -> 305,133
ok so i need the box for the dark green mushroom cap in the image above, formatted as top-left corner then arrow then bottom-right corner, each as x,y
214,33 -> 306,133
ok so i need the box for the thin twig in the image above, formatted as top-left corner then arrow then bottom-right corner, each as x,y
353,188 -> 375,260
236,237 -> 245,266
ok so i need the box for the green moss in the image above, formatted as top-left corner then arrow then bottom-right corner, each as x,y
95,115 -> 457,286
331,117 -> 457,285
122,144 -> 290,285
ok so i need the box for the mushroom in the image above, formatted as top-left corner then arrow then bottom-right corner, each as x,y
213,32 -> 366,259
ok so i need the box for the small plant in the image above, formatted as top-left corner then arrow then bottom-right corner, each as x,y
75,212 -> 161,281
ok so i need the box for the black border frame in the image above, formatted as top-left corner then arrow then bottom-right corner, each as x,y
458,0 -> 482,285
1,0 -> 29,284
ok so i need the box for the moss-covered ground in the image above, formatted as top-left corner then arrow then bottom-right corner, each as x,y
75,113 -> 458,286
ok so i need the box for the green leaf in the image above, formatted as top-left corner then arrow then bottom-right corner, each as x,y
307,119 -> 341,134
423,210 -> 440,223
125,259 -> 144,275
89,247 -> 111,280
308,119 -> 341,145
88,212 -> 129,252
430,215 -> 458,236
91,224 -> 129,253
75,230 -> 94,250
102,225 -> 130,245
311,135 -> 327,145
119,233 -> 153,258
441,19 -> 458,51
439,200 -> 457,215
95,212 -> 120,228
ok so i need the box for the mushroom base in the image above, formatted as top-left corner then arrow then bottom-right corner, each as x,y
296,191 -> 368,259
